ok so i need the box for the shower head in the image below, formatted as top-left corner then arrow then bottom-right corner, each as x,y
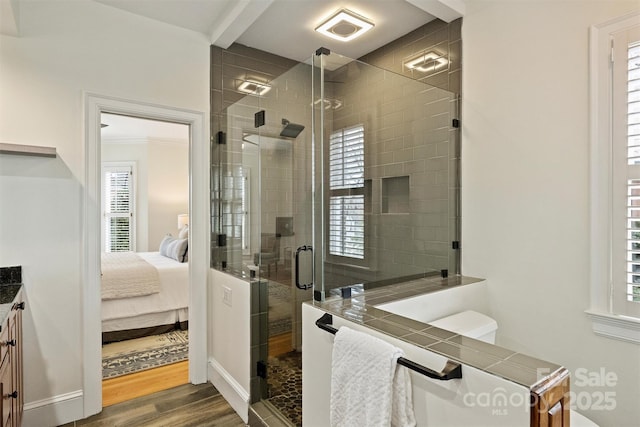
280,118 -> 305,138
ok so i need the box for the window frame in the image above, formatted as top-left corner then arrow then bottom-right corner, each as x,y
102,161 -> 136,253
588,12 -> 640,344
327,124 -> 366,261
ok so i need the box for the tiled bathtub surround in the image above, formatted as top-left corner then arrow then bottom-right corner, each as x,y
0,265 -> 21,284
311,276 -> 565,390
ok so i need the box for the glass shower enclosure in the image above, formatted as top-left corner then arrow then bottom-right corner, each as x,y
211,49 -> 459,426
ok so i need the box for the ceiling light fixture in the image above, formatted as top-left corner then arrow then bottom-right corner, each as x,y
315,8 -> 374,42
238,80 -> 271,96
313,98 -> 343,110
404,51 -> 449,73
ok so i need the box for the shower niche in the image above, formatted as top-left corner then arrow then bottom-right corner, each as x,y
382,176 -> 410,214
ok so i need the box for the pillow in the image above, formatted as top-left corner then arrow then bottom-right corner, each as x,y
159,235 -> 188,263
159,234 -> 173,254
178,225 -> 189,239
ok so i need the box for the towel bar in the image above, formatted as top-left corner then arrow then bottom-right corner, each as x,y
315,313 -> 463,381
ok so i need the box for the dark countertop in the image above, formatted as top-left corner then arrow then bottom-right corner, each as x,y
307,275 -> 564,390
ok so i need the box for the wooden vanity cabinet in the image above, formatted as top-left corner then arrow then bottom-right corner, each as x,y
10,299 -> 22,427
0,341 -> 10,427
530,368 -> 571,427
0,293 -> 24,427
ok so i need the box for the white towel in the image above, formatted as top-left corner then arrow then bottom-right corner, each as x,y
330,326 -> 416,427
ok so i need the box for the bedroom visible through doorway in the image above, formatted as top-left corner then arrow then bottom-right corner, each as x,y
100,112 -> 190,405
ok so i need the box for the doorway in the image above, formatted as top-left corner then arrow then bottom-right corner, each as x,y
99,112 -> 190,405
83,94 -> 207,418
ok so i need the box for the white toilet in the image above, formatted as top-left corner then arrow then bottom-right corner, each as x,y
429,310 -> 498,344
429,310 -> 599,427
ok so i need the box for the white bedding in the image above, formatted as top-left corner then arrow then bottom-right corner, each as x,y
102,309 -> 189,333
101,251 -> 161,300
101,252 -> 189,330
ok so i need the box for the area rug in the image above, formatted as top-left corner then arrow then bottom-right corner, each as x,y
102,330 -> 188,379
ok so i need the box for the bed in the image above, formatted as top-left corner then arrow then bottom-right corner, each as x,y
101,251 -> 189,343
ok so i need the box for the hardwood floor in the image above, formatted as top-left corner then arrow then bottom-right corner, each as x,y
268,332 -> 292,358
61,382 -> 246,427
103,360 -> 190,407
75,284 -> 294,426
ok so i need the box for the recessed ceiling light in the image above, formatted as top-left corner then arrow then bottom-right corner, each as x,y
238,80 -> 271,96
315,9 -> 374,42
404,51 -> 449,73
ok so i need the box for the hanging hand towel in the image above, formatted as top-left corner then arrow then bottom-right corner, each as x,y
330,326 -> 416,427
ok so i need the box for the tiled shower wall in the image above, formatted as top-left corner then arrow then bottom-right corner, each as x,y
323,64 -> 457,285
363,18 -> 462,277
210,44 -> 298,270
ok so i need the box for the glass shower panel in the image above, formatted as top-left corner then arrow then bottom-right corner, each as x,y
255,60 -> 315,425
313,51 -> 459,299
213,58 -> 315,425
212,91 -> 261,277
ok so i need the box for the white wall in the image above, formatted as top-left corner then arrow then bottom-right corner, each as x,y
461,2 -> 640,426
0,0 -> 209,424
208,268 -> 250,423
102,139 -> 189,251
148,140 -> 189,249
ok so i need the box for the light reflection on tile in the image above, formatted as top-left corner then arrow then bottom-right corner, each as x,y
428,341 -> 502,369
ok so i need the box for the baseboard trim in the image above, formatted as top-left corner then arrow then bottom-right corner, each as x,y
23,390 -> 84,427
208,357 -> 249,424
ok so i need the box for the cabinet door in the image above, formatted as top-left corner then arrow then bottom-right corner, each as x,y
9,303 -> 24,426
530,371 -> 570,427
0,325 -> 7,368
8,307 -> 20,427
0,361 -> 11,427
13,305 -> 21,427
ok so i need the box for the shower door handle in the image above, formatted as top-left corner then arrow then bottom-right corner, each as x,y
295,245 -> 313,290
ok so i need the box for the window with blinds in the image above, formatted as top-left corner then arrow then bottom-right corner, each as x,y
626,40 -> 640,303
590,15 -> 640,337
103,165 -> 134,252
329,125 -> 365,259
329,125 -> 365,189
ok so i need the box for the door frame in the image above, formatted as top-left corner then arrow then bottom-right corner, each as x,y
82,93 -> 208,416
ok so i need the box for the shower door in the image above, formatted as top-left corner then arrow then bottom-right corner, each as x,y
253,60 -> 316,425
212,58 -> 316,426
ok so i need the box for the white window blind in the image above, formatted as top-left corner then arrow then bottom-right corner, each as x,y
328,125 -> 365,259
329,125 -> 365,190
625,40 -> 640,304
612,26 -> 640,318
329,195 -> 364,259
103,165 -> 134,252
